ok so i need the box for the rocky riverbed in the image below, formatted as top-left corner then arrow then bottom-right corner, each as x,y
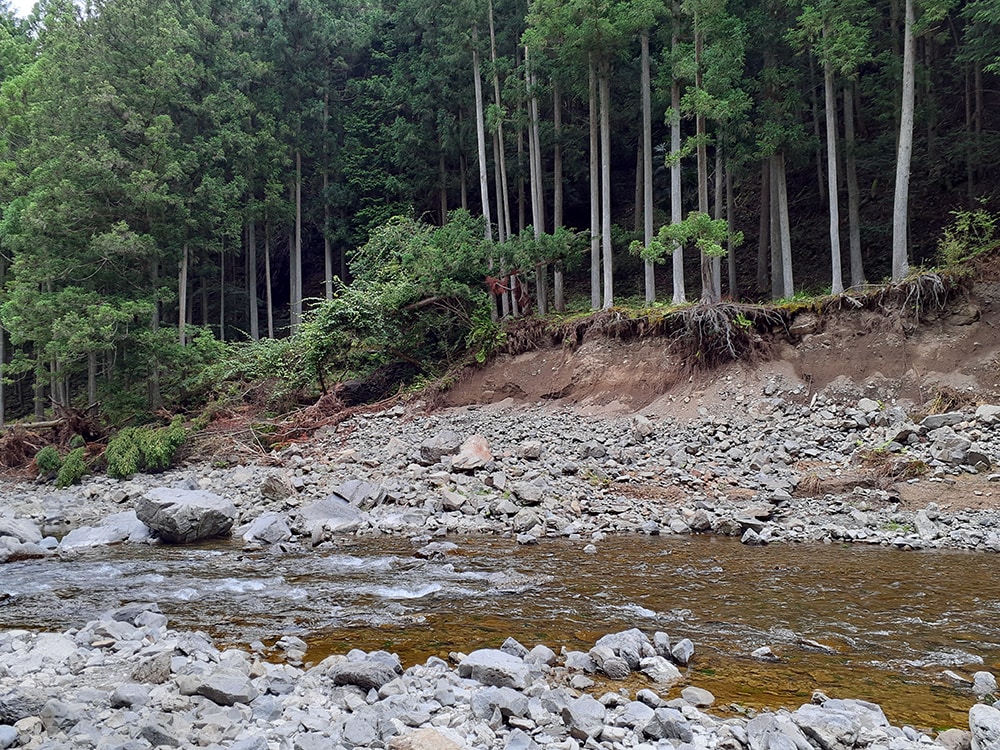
2,605 -> 999,750
2,379 -> 1000,748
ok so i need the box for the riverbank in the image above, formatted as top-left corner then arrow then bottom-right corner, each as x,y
2,373 -> 999,559
1,604 -> 997,750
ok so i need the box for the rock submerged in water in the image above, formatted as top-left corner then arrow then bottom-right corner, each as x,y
135,488 -> 236,543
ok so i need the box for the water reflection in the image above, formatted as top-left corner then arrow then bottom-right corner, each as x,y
1,534 -> 995,728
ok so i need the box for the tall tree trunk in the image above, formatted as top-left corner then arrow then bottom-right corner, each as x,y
633,142 -> 643,233
248,224 -> 260,340
87,351 -> 97,407
489,0 -> 512,240
472,26 -> 493,242
148,259 -> 162,410
439,151 -> 448,223
712,146 -> 723,296
641,30 -> 655,304
809,51 -> 827,202
323,93 -> 334,301
844,83 -> 865,287
965,64 -> 974,200
517,121 -> 526,232
178,242 -> 189,345
757,158 -> 770,296
695,16 -> 717,304
493,133 -> 507,243
599,58 -> 613,309
219,244 -> 226,342
670,6 -> 685,305
892,0 -> 914,282
290,154 -> 303,334
776,151 -> 794,298
589,56 -> 601,310
823,28 -> 844,295
265,221 -> 274,339
553,84 -> 565,313
525,45 -> 547,315
726,164 -> 736,299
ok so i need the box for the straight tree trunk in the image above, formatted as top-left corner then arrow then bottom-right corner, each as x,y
776,151 -> 794,297
641,30 -> 655,304
694,17 -> 717,304
178,242 -> 189,345
809,52 -> 827,202
87,351 -> 97,407
892,0 -> 915,282
712,146 -> 723,296
726,165 -> 736,299
553,84 -> 565,312
148,259 -> 162,409
248,224 -> 260,340
472,26 -> 493,242
291,152 -> 303,333
589,56 -> 601,310
219,244 -> 226,342
265,220 -> 274,339
493,133 -> 507,243
823,28 -> 844,295
757,158 -> 770,295
489,0 -> 512,240
844,83 -> 865,287
599,59 -> 613,309
525,45 -> 547,315
670,6 -> 685,305
323,93 -> 334,301
633,142 -> 642,233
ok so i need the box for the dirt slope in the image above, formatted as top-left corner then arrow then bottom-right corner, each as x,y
444,284 -> 1000,420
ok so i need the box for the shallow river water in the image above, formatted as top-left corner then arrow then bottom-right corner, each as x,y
2,534 -> 997,729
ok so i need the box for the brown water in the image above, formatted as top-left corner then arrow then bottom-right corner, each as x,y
2,534 -> 996,729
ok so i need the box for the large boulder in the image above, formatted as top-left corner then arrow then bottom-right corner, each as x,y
59,511 -> 151,550
0,514 -> 42,544
241,512 -> 292,545
457,649 -> 532,689
295,495 -> 364,538
970,704 -> 1000,750
136,488 -> 236,543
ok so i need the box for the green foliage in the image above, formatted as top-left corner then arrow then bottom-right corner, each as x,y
937,203 -> 998,266
34,445 -> 62,478
638,212 -> 744,264
55,447 -> 88,487
466,294 -> 507,364
105,416 -> 187,479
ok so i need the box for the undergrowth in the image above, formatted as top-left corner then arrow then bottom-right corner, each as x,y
106,416 -> 188,478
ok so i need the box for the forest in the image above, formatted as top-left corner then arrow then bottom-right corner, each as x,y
0,0 -> 997,426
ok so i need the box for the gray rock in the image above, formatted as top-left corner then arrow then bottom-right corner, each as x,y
511,482 -> 543,506
922,412 -> 966,429
619,701 -> 656,728
914,510 -> 940,541
681,686 -> 715,706
0,515 -> 42,544
387,727 -> 465,750
136,488 -> 236,543
0,726 -> 16,750
928,427 -> 973,464
975,404 -> 1000,425
109,683 -> 149,708
259,472 -> 297,501
451,435 -> 492,471
0,689 -> 46,724
132,652 -> 172,684
643,707 -> 693,742
330,658 -> 400,692
973,671 -> 998,697
502,728 -> 540,750
746,714 -> 813,750
594,628 -> 649,669
242,511 -> 292,545
297,494 -> 364,536
419,431 -> 463,464
639,656 -> 681,684
600,655 -> 631,680
792,703 -> 860,750
938,728 -> 972,750
59,511 -> 150,550
179,669 -> 259,706
457,649 -> 531,689
335,478 -> 388,510
470,686 -> 529,720
561,694 -> 606,740
971,703 -> 1000,750
671,638 -> 695,665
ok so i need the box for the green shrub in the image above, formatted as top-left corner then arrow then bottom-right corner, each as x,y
34,445 -> 62,478
56,447 -> 88,487
106,416 -> 187,479
938,203 -> 998,266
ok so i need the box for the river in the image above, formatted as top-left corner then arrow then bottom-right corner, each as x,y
1,534 -> 996,730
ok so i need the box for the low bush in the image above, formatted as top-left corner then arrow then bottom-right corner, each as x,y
106,416 -> 187,478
